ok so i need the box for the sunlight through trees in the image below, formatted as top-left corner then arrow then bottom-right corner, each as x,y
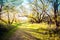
0,0 -> 60,40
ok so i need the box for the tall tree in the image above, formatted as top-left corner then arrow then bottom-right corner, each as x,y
0,0 -> 3,20
48,0 -> 60,29
3,5 -> 17,24
54,0 -> 60,29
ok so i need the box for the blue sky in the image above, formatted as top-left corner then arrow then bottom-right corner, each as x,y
2,0 -> 60,10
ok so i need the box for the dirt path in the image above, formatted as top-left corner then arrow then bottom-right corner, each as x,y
8,28 -> 39,40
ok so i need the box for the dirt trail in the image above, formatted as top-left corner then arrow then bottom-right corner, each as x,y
8,28 -> 39,40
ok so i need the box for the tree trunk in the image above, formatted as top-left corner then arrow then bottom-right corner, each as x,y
54,0 -> 59,30
0,5 -> 2,20
10,14 -> 15,24
7,12 -> 10,24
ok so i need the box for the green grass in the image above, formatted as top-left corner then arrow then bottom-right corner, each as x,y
18,22 -> 56,29
18,22 -> 60,40
0,22 -> 60,40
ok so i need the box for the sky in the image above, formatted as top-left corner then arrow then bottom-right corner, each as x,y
0,0 -> 60,21
2,0 -> 60,16
2,0 -> 60,10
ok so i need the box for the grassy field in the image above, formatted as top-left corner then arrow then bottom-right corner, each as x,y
16,22 -> 60,40
0,22 -> 60,40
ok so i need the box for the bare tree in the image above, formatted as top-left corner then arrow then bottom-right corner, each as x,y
47,0 -> 60,29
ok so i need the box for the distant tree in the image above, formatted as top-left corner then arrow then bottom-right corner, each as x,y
26,0 -> 52,23
3,5 -> 17,24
